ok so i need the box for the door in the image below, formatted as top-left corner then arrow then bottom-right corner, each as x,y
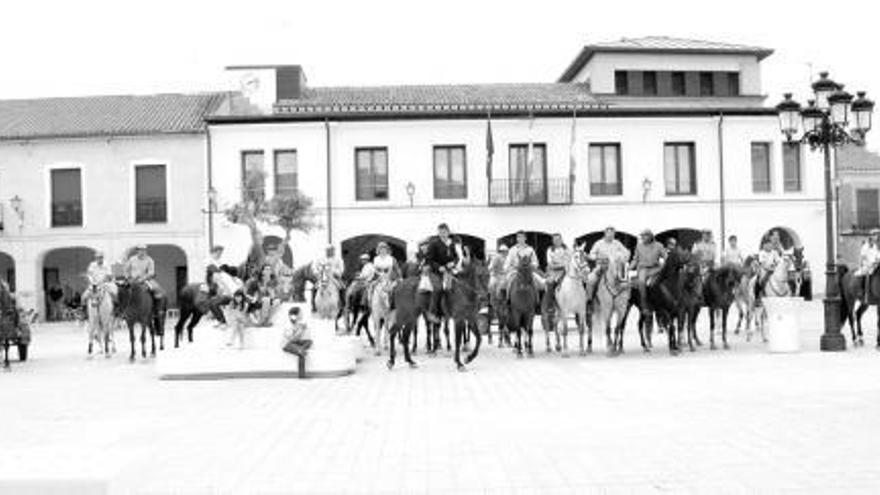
509,144 -> 547,204
43,268 -> 60,321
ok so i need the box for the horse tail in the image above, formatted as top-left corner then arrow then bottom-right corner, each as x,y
838,266 -> 851,328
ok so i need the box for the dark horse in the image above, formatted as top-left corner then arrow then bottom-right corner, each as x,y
621,249 -> 690,354
345,280 -> 374,346
446,251 -> 490,370
701,265 -> 743,350
174,283 -> 212,347
508,256 -> 539,358
117,281 -> 165,361
839,264 -> 880,348
0,282 -> 20,369
386,275 -> 420,370
676,256 -> 705,353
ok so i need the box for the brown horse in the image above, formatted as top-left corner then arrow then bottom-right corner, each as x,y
0,282 -> 20,369
702,265 -> 743,350
446,250 -> 489,370
508,256 -> 539,358
117,281 -> 162,361
839,264 -> 880,348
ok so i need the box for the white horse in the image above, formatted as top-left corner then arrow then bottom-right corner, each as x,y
733,257 -> 763,342
593,256 -> 631,355
753,253 -> 794,338
370,275 -> 394,356
85,282 -> 116,357
314,265 -> 341,321
553,249 -> 591,356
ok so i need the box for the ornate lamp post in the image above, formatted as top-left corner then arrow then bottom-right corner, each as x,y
405,181 -> 416,207
775,72 -> 874,351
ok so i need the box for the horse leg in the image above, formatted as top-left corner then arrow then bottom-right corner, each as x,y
443,319 -> 451,352
174,308 -> 187,349
128,322 -> 136,362
465,317 -> 482,365
688,312 -> 696,352
150,322 -> 157,357
403,323 -> 418,368
454,320 -> 466,371
576,314 -> 586,356
2,343 -> 9,370
527,316 -> 535,358
722,307 -> 730,350
709,308 -> 716,350
855,303 -> 867,347
187,312 -> 203,344
514,319 -> 523,358
693,310 -> 703,347
387,323 -> 397,369
543,314 -> 552,353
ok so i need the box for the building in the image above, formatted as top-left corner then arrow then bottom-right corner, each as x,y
206,36 -> 827,286
0,93 -> 223,317
837,144 -> 880,266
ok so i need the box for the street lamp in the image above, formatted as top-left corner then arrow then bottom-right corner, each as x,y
775,72 -> 875,351
641,177 -> 652,203
201,187 -> 219,250
9,195 -> 24,230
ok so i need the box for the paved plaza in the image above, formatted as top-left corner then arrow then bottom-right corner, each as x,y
2,302 -> 880,494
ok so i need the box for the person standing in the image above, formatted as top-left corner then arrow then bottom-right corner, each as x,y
630,229 -> 667,310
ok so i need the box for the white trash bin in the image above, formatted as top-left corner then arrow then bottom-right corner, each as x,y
763,297 -> 801,353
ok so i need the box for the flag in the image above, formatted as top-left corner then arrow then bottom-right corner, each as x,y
485,113 -> 494,179
569,109 -> 578,183
527,112 -> 535,172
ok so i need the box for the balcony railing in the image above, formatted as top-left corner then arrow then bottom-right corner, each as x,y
489,178 -> 572,206
136,198 -> 167,223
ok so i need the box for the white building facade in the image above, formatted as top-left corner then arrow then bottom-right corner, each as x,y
207,37 -> 827,289
0,93 -> 222,316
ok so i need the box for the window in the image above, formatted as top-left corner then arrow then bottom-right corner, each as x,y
274,150 -> 298,197
857,189 -> 880,229
782,143 -> 802,192
699,72 -> 714,96
241,150 -> 265,202
50,168 -> 82,227
355,147 -> 389,200
643,71 -> 657,96
664,143 -> 696,195
671,72 -> 686,96
615,71 -> 629,95
135,164 -> 167,223
751,142 -> 772,193
588,143 -> 622,196
727,72 -> 740,96
509,144 -> 547,204
433,146 -> 467,199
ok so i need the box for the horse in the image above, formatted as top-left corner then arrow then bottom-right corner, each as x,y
551,249 -> 591,356
344,280 -> 373,346
676,256 -> 704,353
702,265 -> 743,350
621,249 -> 690,355
116,281 -> 159,361
507,256 -> 539,358
291,263 -> 319,309
174,283 -> 213,347
593,256 -> 630,355
369,275 -> 395,356
387,275 -> 420,370
314,266 -> 342,323
839,263 -> 880,348
752,253 -> 794,336
0,281 -> 20,369
733,256 -> 761,341
445,249 -> 490,370
789,247 -> 807,297
85,282 -> 116,357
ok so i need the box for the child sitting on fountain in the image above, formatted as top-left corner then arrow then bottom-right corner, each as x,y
226,290 -> 254,349
282,306 -> 312,378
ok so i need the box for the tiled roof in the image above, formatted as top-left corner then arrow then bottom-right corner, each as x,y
272,83 -> 602,115
0,93 -> 225,141
558,36 -> 773,82
838,144 -> 880,173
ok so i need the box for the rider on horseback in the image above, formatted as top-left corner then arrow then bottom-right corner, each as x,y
425,223 -> 462,323
692,229 -> 717,272
756,240 -> 782,296
488,244 -> 509,295
362,242 -> 399,307
587,226 -> 631,299
545,234 -> 571,293
312,245 -> 345,284
84,250 -> 117,304
630,229 -> 667,310
855,229 -> 880,303
722,235 -> 744,268
124,244 -> 165,305
504,230 -> 543,296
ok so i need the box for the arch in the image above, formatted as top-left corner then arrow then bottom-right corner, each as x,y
419,234 -> 487,261
123,244 -> 188,307
575,231 -> 638,255
0,251 -> 15,292
759,226 -> 802,250
656,228 -> 702,251
262,235 -> 294,267
497,231 -> 553,270
340,234 -> 407,281
42,246 -> 96,321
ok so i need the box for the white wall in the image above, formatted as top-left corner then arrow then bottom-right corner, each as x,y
209,113 -> 830,290
574,52 -> 762,95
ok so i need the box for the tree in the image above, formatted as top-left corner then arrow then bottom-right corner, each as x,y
224,169 -> 316,275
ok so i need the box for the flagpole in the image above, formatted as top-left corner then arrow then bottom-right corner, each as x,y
569,107 -> 577,202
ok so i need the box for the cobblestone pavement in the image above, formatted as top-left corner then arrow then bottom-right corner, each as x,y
2,301 -> 880,494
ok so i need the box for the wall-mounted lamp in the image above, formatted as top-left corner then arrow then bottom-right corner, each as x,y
9,195 -> 24,229
405,181 -> 416,207
201,187 -> 219,250
641,177 -> 652,203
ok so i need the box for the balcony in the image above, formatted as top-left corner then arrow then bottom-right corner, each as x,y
489,178 -> 572,206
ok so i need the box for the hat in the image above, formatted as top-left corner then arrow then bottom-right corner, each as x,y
498,244 -> 509,252
437,223 -> 450,231
516,230 -> 527,236
604,226 -> 615,232
640,229 -> 653,236
135,243 -> 147,250
376,241 -> 389,250
359,253 -> 370,260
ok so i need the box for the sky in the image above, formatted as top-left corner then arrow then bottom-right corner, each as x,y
1,0 -> 877,149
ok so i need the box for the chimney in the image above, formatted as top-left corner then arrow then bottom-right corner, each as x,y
225,65 -> 307,114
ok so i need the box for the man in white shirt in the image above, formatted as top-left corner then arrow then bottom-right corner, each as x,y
504,230 -> 542,294
588,226 -> 630,265
206,245 -> 225,270
857,229 -> 880,303
721,235 -> 744,268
